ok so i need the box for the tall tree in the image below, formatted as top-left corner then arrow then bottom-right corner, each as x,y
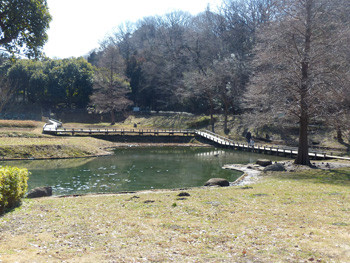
212,55 -> 247,134
0,70 -> 12,113
90,46 -> 132,124
0,0 -> 51,57
57,58 -> 94,109
220,0 -> 276,58
183,69 -> 218,132
7,60 -> 30,102
246,0 -> 350,165
139,11 -> 193,110
186,8 -> 226,74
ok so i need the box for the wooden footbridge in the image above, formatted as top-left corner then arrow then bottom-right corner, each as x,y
43,126 -> 195,137
43,120 -> 349,161
195,130 -> 350,161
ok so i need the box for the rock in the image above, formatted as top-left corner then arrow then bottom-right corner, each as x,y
204,178 -> 230,187
256,159 -> 273,167
263,163 -> 286,172
178,192 -> 190,197
26,186 -> 52,198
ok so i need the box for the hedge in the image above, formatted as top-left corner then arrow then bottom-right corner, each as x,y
0,166 -> 29,214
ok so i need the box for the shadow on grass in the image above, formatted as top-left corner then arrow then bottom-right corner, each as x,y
272,167 -> 350,186
339,140 -> 350,152
0,202 -> 22,218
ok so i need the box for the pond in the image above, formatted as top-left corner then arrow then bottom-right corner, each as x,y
3,147 -> 287,196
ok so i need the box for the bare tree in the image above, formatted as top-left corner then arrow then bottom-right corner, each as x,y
90,46 -> 132,124
210,55 -> 247,134
220,0 -> 277,58
183,69 -> 217,132
246,0 -> 350,165
183,54 -> 247,133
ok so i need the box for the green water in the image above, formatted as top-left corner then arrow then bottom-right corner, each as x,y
3,147 -> 287,195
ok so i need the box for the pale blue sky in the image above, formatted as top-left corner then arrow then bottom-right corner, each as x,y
43,0 -> 222,59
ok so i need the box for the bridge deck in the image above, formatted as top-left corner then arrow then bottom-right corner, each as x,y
195,130 -> 350,161
43,127 -> 195,136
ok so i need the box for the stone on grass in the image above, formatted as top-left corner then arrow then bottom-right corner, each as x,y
263,163 -> 286,172
178,192 -> 190,197
26,186 -> 52,198
204,178 -> 230,187
256,159 -> 272,167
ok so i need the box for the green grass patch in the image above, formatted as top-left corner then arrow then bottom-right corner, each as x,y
274,168 -> 350,185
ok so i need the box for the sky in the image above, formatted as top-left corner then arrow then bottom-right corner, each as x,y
43,0 -> 222,59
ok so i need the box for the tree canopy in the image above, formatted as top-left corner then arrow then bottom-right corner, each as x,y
7,57 -> 94,110
0,0 -> 51,57
90,45 -> 132,124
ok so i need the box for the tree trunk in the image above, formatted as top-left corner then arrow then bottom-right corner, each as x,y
209,99 -> 215,133
294,0 -> 312,166
224,113 -> 228,134
295,76 -> 311,165
210,112 -> 215,133
223,99 -> 229,134
110,110 -> 116,125
336,126 -> 343,142
295,111 -> 310,165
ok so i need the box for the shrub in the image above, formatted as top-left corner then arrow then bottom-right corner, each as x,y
0,166 -> 29,214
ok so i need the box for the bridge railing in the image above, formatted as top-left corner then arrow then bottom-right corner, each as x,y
42,125 -> 348,160
195,129 -> 333,159
195,130 -> 235,144
43,127 -> 197,135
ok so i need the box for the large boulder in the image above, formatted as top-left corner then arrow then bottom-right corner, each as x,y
256,159 -> 272,167
204,178 -> 230,187
26,186 -> 52,198
263,163 -> 286,172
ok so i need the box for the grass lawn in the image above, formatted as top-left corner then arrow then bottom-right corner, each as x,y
0,168 -> 349,262
0,121 -> 116,159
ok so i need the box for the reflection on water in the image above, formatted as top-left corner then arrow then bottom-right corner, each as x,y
1,147 -> 287,195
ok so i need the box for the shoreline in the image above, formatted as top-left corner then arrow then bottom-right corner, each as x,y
225,160 -> 350,186
225,164 -> 264,186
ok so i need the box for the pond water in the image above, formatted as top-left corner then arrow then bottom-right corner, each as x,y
3,147 -> 287,196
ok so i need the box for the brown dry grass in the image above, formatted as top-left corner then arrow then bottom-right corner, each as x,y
0,168 -> 349,262
0,136 -> 116,159
0,120 -> 117,159
0,120 -> 40,128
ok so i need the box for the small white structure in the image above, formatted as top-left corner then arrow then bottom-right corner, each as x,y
43,119 -> 62,133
